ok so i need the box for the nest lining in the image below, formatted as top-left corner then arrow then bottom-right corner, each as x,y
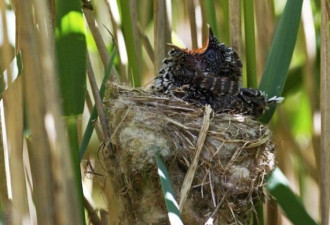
105,82 -> 275,225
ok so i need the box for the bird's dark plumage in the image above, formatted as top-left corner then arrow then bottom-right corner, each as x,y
151,27 -> 283,117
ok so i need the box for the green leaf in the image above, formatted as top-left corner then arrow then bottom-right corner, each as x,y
259,0 -> 303,124
266,168 -> 319,225
254,201 -> 264,225
118,0 -> 141,87
55,1 -> 87,116
204,0 -> 218,37
243,0 -> 257,88
154,148 -> 183,225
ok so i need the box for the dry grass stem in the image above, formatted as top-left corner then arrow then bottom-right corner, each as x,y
154,0 -> 170,74
179,105 -> 212,210
320,0 -> 330,224
3,77 -> 28,225
0,0 -> 13,84
83,6 -> 118,79
84,197 -> 102,225
137,23 -> 155,63
229,0 -> 242,57
87,55 -> 111,143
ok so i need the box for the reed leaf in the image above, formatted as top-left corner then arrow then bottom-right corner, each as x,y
267,168 -> 318,225
258,0 -> 303,123
204,0 -> 218,37
154,148 -> 183,225
118,0 -> 141,87
243,0 -> 257,88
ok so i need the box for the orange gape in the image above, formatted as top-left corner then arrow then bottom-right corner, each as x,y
151,27 -> 283,118
167,36 -> 210,54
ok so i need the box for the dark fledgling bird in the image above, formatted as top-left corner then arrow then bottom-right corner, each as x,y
150,27 -> 283,118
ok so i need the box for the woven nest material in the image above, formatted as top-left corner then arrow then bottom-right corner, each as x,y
104,82 -> 275,225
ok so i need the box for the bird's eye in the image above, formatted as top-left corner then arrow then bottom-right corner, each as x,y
205,49 -> 216,61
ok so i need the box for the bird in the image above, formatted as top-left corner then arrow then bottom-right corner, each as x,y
150,27 -> 283,118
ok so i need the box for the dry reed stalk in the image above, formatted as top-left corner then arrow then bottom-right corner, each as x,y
301,0 -> 320,171
179,105 -> 212,210
15,0 -> 83,224
154,0 -> 170,74
229,0 -> 242,57
3,76 -> 29,225
0,0 -> 13,84
0,106 -> 9,221
130,0 -> 143,80
0,0 -> 11,220
198,0 -> 208,44
87,55 -> 111,145
83,6 -> 119,80
84,197 -> 102,225
255,1 -> 274,77
320,0 -> 330,224
187,0 -> 198,49
15,1 -> 56,223
137,23 -> 155,63
103,0 -> 128,82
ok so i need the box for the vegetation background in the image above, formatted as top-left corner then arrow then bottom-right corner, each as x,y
0,0 -> 329,224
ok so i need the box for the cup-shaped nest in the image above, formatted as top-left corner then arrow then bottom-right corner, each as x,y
104,83 -> 275,225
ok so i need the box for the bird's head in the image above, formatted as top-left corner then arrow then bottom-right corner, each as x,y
167,27 -> 242,83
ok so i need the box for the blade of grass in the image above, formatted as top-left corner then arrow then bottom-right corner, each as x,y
254,201 -> 264,225
258,0 -> 303,123
80,49 -> 116,160
199,0 -> 208,44
154,148 -> 183,225
118,0 -> 141,86
204,0 -> 218,37
243,0 -> 257,88
266,168 -> 318,225
129,0 -> 143,83
218,0 -> 229,44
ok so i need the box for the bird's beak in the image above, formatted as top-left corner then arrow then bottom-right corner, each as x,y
208,25 -> 215,42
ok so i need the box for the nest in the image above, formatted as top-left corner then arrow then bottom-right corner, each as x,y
104,83 -> 275,225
